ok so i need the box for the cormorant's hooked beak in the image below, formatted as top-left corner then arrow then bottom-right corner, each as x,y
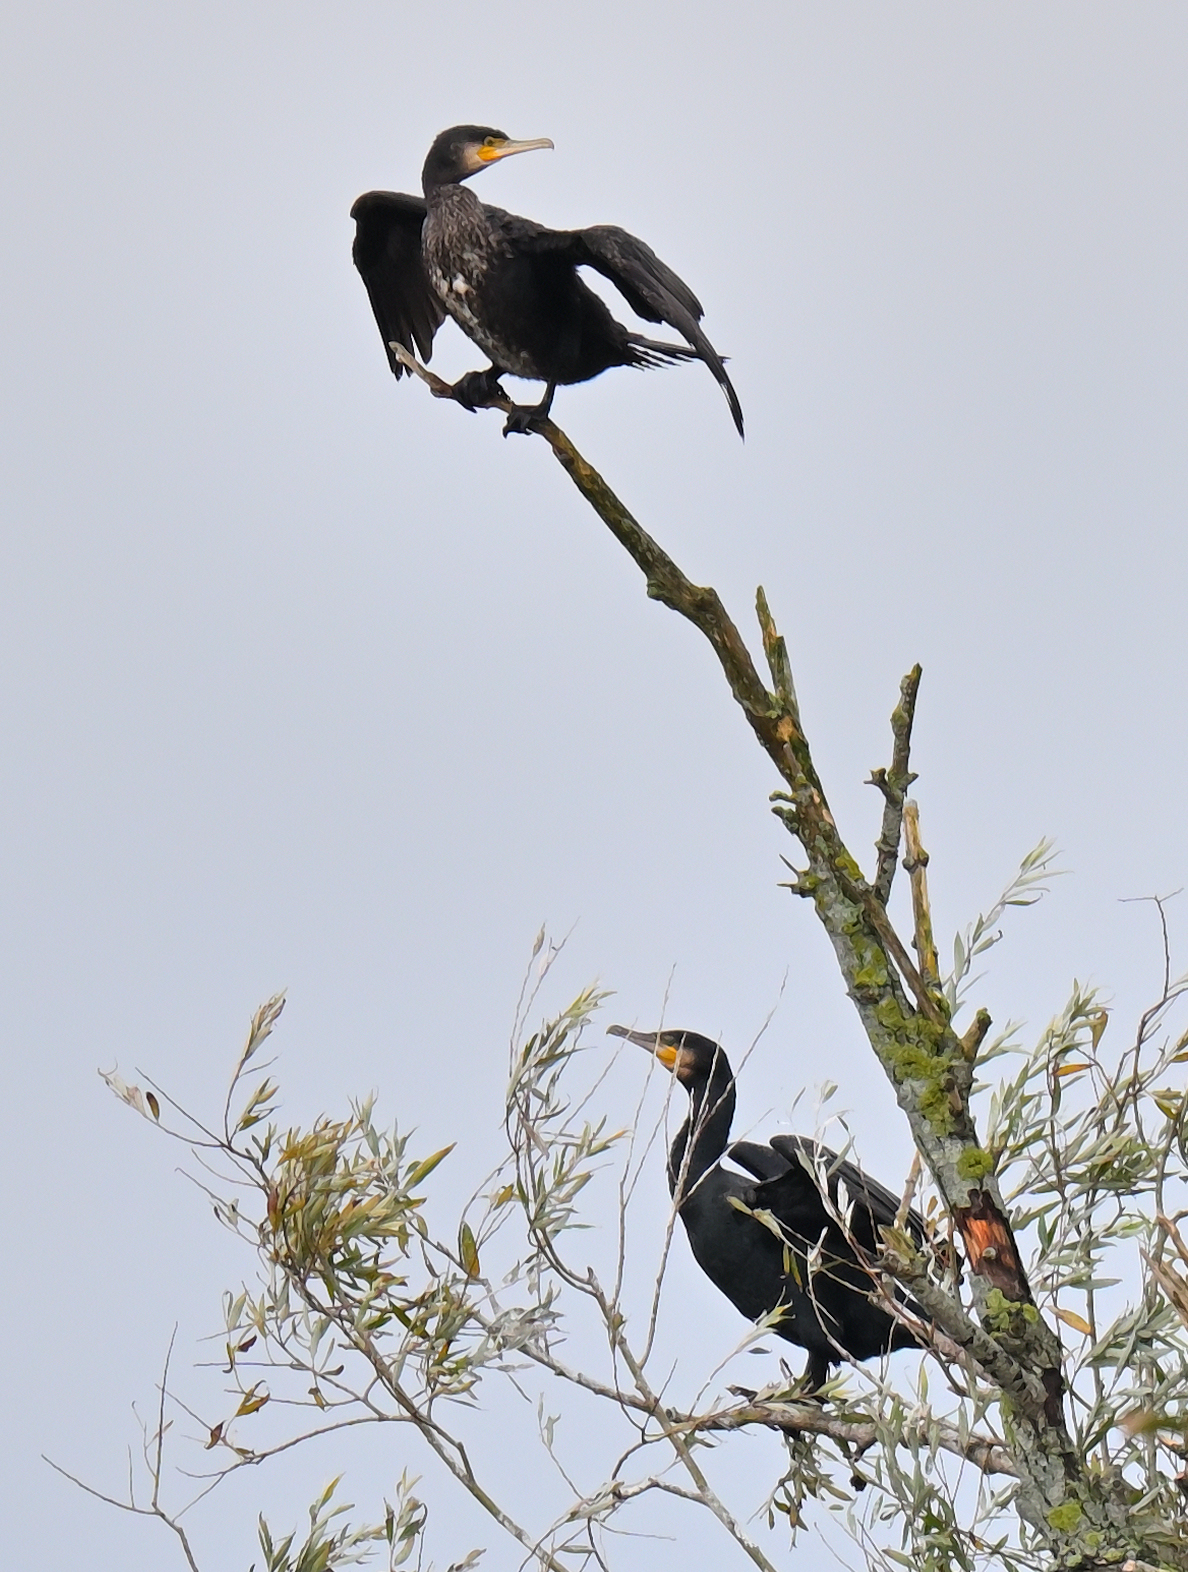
478,136 -> 554,164
607,1024 -> 678,1070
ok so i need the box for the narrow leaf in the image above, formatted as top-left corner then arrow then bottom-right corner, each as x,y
458,1221 -> 481,1279
405,1144 -> 455,1188
235,1386 -> 270,1416
1054,1307 -> 1093,1336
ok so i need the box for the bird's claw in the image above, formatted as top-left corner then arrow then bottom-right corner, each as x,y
449,370 -> 508,412
501,405 -> 548,438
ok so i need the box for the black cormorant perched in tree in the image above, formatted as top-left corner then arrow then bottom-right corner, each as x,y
351,125 -> 743,437
608,1026 -> 926,1389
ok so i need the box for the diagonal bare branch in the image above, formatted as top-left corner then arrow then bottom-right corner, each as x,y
869,666 -> 921,906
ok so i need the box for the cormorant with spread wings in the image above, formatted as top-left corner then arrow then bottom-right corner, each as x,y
351,125 -> 743,436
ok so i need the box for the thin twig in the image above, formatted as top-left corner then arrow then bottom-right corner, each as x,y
44,1331 -> 204,1572
869,666 -> 922,906
897,1151 -> 922,1231
903,801 -> 941,992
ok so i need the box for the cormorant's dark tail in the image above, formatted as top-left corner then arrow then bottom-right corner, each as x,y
627,334 -> 700,368
627,335 -> 745,439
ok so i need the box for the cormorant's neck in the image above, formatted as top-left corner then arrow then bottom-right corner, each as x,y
422,178 -> 483,215
669,1055 -> 736,1201
422,165 -> 478,199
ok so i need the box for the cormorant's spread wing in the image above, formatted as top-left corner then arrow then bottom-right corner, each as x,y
763,1135 -> 925,1245
350,191 -> 446,377
494,212 -> 744,436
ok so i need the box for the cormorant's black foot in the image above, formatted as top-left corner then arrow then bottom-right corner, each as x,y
500,403 -> 549,437
450,369 -> 508,412
795,1361 -> 831,1404
501,382 -> 555,437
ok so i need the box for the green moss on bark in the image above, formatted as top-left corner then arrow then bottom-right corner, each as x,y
1045,1500 -> 1083,1533
957,1146 -> 995,1180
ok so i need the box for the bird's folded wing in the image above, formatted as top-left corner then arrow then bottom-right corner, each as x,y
726,1139 -> 792,1182
766,1135 -> 926,1243
351,191 -> 446,375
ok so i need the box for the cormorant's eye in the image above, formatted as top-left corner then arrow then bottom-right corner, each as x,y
483,135 -> 499,147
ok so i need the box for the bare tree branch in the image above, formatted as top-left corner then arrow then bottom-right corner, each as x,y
903,800 -> 941,992
869,666 -> 921,906
703,1396 -> 1018,1477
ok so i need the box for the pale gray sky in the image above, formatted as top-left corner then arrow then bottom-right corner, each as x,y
4,4 -> 1188,1567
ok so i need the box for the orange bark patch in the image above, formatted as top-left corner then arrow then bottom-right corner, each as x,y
955,1190 -> 1032,1302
